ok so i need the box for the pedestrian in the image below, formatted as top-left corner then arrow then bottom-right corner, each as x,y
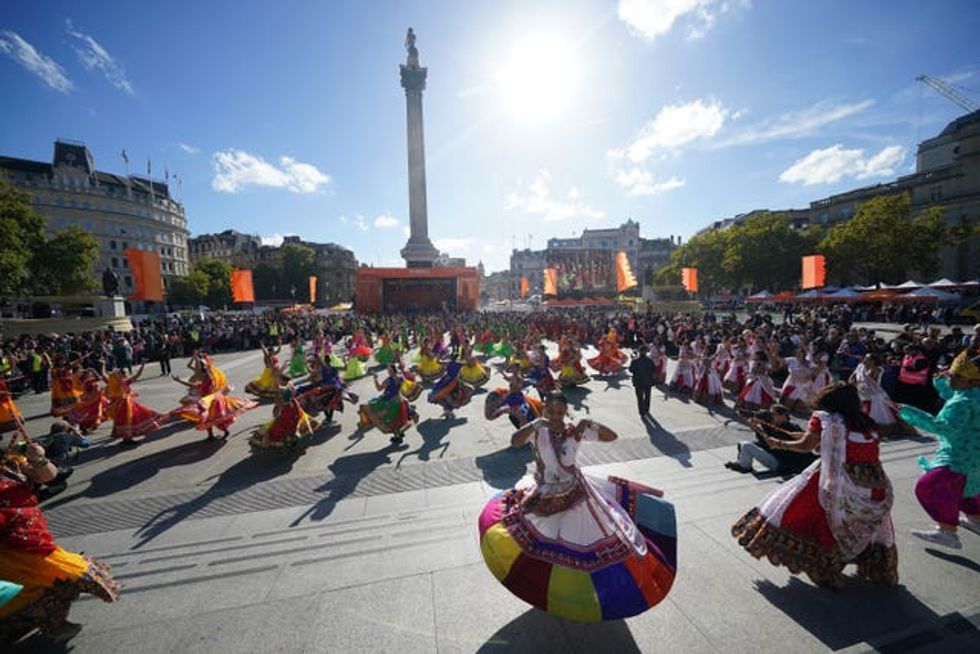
156,333 -> 172,377
629,344 -> 656,418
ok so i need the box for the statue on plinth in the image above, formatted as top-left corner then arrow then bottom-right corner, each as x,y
405,27 -> 419,68
102,268 -> 120,297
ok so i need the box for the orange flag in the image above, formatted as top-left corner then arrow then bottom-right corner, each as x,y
125,249 -> 164,302
231,270 -> 255,303
520,276 -> 529,298
681,267 -> 698,293
802,255 -> 826,289
543,267 -> 557,296
615,251 -> 638,292
309,275 -> 317,304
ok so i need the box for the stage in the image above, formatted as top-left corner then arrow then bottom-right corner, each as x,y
354,267 -> 479,313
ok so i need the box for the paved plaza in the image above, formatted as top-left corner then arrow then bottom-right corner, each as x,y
12,344 -> 980,653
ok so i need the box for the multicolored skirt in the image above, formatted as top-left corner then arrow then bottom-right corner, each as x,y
416,357 -> 446,383
63,394 -> 109,431
358,397 -> 416,434
198,393 -> 257,431
342,359 -> 367,381
245,367 -> 281,400
249,402 -> 319,451
109,397 -> 164,439
587,352 -> 627,375
459,363 -> 490,388
558,365 -> 590,388
375,345 -> 396,366
428,379 -> 473,409
478,478 -> 677,622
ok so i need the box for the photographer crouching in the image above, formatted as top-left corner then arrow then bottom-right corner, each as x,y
725,404 -> 817,475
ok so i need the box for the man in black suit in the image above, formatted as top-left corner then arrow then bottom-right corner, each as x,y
629,345 -> 656,418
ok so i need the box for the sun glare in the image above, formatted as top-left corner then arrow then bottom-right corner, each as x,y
498,35 -> 577,123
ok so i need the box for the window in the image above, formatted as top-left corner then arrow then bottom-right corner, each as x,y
124,276 -> 132,287
111,257 -> 118,268
930,186 -> 943,202
122,241 -> 128,250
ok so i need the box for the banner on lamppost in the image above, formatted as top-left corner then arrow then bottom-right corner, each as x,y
681,267 -> 698,293
230,270 -> 255,303
802,255 -> 826,289
309,275 -> 317,304
125,248 -> 164,302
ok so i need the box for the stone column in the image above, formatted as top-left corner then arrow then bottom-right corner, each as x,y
399,35 -> 439,268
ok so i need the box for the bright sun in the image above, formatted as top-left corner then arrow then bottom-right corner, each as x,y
498,35 -> 577,123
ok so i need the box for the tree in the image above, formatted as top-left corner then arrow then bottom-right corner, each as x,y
0,182 -> 46,297
193,258 -> 233,308
253,262 -> 281,300
30,226 -> 100,295
167,270 -> 210,306
281,243 -> 316,302
721,212 -> 811,292
818,194 -> 953,284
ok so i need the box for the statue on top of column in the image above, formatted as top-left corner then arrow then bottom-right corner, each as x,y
405,28 -> 419,68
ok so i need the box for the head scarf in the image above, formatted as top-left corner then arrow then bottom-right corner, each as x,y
950,349 -> 980,381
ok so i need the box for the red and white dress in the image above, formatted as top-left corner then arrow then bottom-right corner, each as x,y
736,360 -> 776,410
809,352 -> 833,391
732,412 -> 897,586
780,357 -> 814,408
669,346 -> 696,392
648,344 -> 667,385
723,348 -> 748,393
851,363 -> 910,437
713,345 -> 732,380
693,354 -> 723,405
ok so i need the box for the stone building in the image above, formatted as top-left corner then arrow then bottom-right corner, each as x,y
547,219 -> 642,273
638,236 -> 679,285
0,140 -> 190,297
253,236 -> 357,306
188,229 -> 261,267
509,248 -> 547,297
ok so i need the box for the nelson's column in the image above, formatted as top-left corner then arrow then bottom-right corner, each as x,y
399,28 -> 440,268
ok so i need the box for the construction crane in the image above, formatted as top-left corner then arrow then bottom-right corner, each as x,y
916,74 -> 978,113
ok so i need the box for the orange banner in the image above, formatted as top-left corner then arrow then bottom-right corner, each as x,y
681,267 -> 698,293
309,275 -> 317,304
615,251 -> 638,292
520,276 -> 529,298
231,270 -> 255,303
543,268 -> 557,296
802,255 -> 826,289
125,248 -> 164,302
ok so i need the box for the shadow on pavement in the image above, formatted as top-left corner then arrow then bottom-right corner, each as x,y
753,578 -> 948,650
564,386 -> 591,413
474,445 -> 534,490
925,547 -> 980,573
477,608 -> 640,653
642,416 -> 692,468
398,416 -> 466,465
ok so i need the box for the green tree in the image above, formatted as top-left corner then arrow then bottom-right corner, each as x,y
721,212 -> 810,292
30,226 -> 100,295
661,228 -> 731,294
193,258 -> 234,307
281,243 -> 316,302
818,194 -> 952,284
167,270 -> 210,306
253,262 -> 281,300
0,181 -> 46,297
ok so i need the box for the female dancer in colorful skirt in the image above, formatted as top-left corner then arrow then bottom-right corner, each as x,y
485,372 -> 544,430
780,350 -> 814,413
374,333 -> 396,367
553,337 -> 590,388
0,380 -> 24,435
49,360 -> 82,418
809,350 -> 833,391
850,354 -> 914,438
901,349 -> 980,550
669,342 -> 696,394
478,391 -> 677,622
107,363 -> 164,444
340,353 -> 368,382
358,365 -> 419,445
735,351 -> 777,411
397,357 -> 424,402
732,382 -> 897,588
245,342 -> 283,400
296,355 -> 358,424
285,338 -> 309,379
693,345 -> 724,405
713,338 -> 733,381
173,358 -> 257,440
249,385 -> 320,452
459,345 -> 491,388
526,344 -> 557,397
1,433 -> 119,644
349,330 -> 374,362
62,370 -> 109,434
415,339 -> 447,384
723,340 -> 749,394
477,328 -> 496,357
587,330 -> 628,376
648,338 -> 668,386
428,360 -> 474,419
492,335 -> 516,361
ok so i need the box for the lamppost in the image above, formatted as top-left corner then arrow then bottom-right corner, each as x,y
290,286 -> 296,307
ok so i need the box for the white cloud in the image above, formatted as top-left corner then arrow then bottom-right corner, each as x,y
402,226 -> 411,237
212,149 -> 331,193
610,165 -> 686,196
617,0 -> 749,42
260,233 -> 290,246
65,20 -> 133,95
340,215 -> 368,231
178,142 -> 200,155
506,170 -> 605,222
611,98 -> 728,164
779,144 -> 905,186
713,99 -> 874,148
0,31 -> 73,92
373,214 -> 399,228
482,244 -> 496,253
435,237 -> 476,254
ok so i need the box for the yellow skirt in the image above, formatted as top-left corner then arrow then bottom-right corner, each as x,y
0,546 -> 118,619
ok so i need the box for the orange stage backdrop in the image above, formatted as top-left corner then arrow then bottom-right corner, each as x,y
615,251 -> 638,292
124,248 -> 164,302
230,270 -> 255,303
309,275 -> 317,304
543,268 -> 557,296
681,267 -> 698,293
802,255 -> 826,289
354,267 -> 479,313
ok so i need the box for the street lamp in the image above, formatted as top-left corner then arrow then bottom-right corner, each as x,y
290,286 -> 296,307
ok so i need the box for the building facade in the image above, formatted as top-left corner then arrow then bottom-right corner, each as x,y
263,236 -> 357,306
547,219 -> 642,273
188,229 -> 261,267
0,140 -> 190,298
509,248 -> 547,297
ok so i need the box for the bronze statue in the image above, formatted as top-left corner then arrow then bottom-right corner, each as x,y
102,267 -> 120,297
405,27 -> 419,67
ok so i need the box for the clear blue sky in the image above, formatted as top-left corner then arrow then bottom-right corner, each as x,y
2,1 -> 977,271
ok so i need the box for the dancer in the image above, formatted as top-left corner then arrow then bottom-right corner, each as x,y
427,359 -> 474,419
779,349 -> 813,413
850,354 -> 914,438
735,351 -> 776,412
358,365 -> 418,444
459,346 -> 491,388
492,334 -> 516,361
374,333 -> 396,367
0,431 -> 119,643
900,349 -> 980,549
732,382 -> 897,588
285,338 -> 309,379
478,391 -> 677,622
0,380 -> 24,435
249,385 -> 320,451
648,338 -> 668,385
587,330 -> 628,375
349,330 -> 373,362
106,363 -> 164,444
526,344 -> 556,396
693,345 -> 724,405
173,357 -> 256,440
62,370 -> 109,434
485,372 -> 543,430
809,350 -> 833,392
415,338 -> 446,384
554,337 -> 590,388
340,352 -> 368,382
669,341 -> 696,394
49,360 -> 81,418
245,342 -> 283,400
723,340 -> 749,394
296,355 -> 357,423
